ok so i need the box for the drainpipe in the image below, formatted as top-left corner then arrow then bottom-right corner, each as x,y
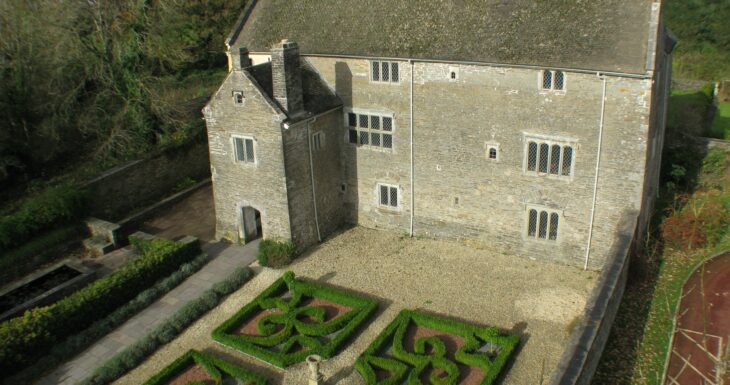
306,121 -> 322,242
584,73 -> 608,270
409,59 -> 415,237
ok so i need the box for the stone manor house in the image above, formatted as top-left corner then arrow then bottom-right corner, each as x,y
203,0 -> 674,269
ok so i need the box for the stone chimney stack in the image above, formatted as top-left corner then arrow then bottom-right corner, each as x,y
271,39 -> 304,115
238,47 -> 251,70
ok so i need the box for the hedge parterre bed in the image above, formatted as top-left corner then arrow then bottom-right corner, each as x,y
212,271 -> 378,367
142,349 -> 267,385
355,310 -> 520,385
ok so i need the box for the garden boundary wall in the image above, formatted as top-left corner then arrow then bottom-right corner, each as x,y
82,138 -> 211,221
548,211 -> 639,385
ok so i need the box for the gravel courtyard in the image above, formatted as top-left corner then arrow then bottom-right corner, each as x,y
114,226 -> 598,385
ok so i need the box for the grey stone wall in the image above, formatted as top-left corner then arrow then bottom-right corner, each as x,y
548,212 -> 638,385
283,109 -> 346,249
83,139 -> 210,221
306,55 -> 657,269
205,69 -> 292,243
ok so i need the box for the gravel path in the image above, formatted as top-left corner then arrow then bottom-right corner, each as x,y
114,227 -> 597,385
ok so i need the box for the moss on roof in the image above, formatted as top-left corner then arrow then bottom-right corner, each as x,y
232,0 -> 654,74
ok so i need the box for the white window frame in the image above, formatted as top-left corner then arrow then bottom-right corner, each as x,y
525,205 -> 562,242
232,90 -> 245,106
376,183 -> 400,210
311,131 -> 325,151
539,70 -> 567,92
344,109 -> 395,152
370,60 -> 401,84
232,135 -> 256,165
523,134 -> 575,180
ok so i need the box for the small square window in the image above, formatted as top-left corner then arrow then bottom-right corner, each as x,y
527,206 -> 561,242
233,136 -> 255,164
371,61 -> 399,84
378,184 -> 399,208
311,132 -> 324,151
233,91 -> 244,105
485,143 -> 499,161
541,70 -> 566,91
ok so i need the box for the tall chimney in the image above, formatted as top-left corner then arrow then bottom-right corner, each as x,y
271,39 -> 304,115
238,47 -> 251,70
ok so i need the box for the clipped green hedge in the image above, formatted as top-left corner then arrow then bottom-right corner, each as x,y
0,236 -> 200,376
142,350 -> 267,385
2,253 -> 211,385
212,271 -> 378,367
0,183 -> 88,254
78,266 -> 253,385
257,239 -> 296,268
355,310 -> 520,385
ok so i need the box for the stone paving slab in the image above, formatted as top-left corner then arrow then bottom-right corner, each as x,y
35,239 -> 258,385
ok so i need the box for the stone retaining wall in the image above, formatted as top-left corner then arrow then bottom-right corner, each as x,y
548,211 -> 639,385
83,138 -> 211,221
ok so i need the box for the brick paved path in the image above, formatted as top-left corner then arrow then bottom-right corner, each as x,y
36,240 -> 259,385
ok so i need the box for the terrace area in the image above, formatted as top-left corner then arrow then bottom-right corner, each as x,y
114,226 -> 598,385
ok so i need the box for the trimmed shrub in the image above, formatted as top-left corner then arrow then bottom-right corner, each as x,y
0,237 -> 200,376
212,271 -> 378,368
257,239 -> 296,268
77,267 -> 253,385
0,183 -> 88,253
141,350 -> 267,385
355,310 -> 520,385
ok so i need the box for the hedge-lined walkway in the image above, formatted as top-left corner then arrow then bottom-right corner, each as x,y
36,240 -> 259,385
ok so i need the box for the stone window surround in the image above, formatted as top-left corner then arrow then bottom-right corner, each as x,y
344,108 -> 396,152
522,133 -> 576,180
539,70 -> 567,93
376,183 -> 401,211
231,135 -> 257,166
232,90 -> 245,105
485,142 -> 500,161
524,204 -> 563,242
370,60 -> 401,84
311,131 -> 325,151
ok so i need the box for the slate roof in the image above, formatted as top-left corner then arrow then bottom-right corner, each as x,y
230,0 -> 656,74
246,61 -> 342,117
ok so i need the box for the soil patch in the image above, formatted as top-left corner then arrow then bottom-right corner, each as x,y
404,322 -> 485,385
234,308 -> 284,336
167,364 -> 215,385
299,297 -> 352,322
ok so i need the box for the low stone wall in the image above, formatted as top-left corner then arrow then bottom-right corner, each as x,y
548,211 -> 639,385
83,138 -> 211,221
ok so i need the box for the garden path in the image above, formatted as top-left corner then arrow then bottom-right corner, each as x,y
35,239 -> 259,385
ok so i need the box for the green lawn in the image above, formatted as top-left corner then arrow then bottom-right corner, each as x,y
710,102 -> 730,140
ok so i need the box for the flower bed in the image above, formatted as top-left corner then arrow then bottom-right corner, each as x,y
212,271 -> 378,367
142,350 -> 267,385
355,310 -> 520,385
